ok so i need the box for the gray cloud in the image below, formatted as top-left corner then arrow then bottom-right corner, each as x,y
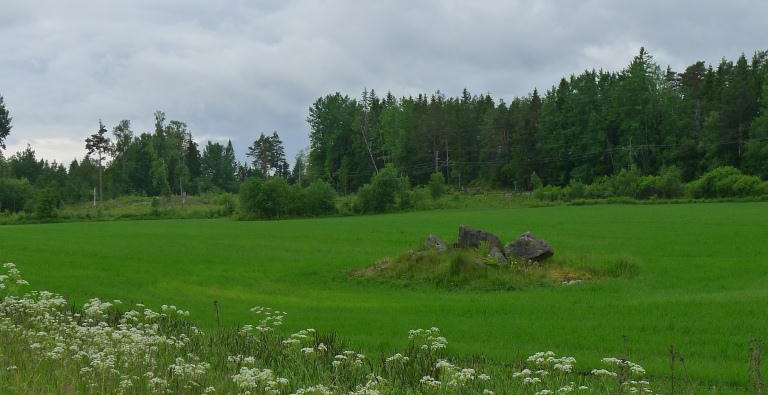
1,0 -> 766,164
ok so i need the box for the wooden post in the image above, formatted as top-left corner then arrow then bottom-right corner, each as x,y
669,345 -> 675,395
213,300 -> 221,330
751,339 -> 764,395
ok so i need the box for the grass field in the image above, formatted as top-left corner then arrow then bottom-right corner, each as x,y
1,202 -> 767,390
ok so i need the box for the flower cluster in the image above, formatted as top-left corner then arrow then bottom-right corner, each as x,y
241,306 -> 286,334
291,384 -> 333,395
408,327 -> 448,351
384,353 -> 409,364
282,328 -> 316,346
161,304 -> 191,317
514,352 -> 589,394
332,350 -> 367,370
347,376 -> 385,395
433,359 -> 491,388
0,262 -> 28,290
0,263 -> 211,394
600,357 -> 647,376
527,351 -> 577,373
231,366 -> 289,394
594,358 -> 656,394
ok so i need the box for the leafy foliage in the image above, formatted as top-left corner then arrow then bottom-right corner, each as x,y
0,178 -> 33,213
354,165 -> 407,213
239,177 -> 336,220
34,188 -> 59,219
427,172 -> 446,200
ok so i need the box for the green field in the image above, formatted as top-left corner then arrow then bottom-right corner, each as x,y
1,203 -> 767,389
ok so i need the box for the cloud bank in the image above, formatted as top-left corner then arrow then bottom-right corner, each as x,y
1,0 -> 766,163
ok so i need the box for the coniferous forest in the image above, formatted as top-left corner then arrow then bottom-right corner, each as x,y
307,48 -> 768,192
1,48 -> 768,213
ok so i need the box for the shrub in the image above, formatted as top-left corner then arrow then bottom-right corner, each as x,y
355,165 -> 406,213
34,188 -> 59,219
656,166 -> 684,199
284,184 -> 306,217
256,177 -> 290,219
635,175 -> 661,200
238,177 -> 262,217
302,180 -> 336,216
687,166 -> 764,198
240,178 -> 334,220
0,178 -> 34,213
427,172 -> 446,200
610,169 -> 641,197
219,193 -> 236,216
397,176 -> 413,210
584,177 -> 613,199
353,184 -> 376,213
530,171 -> 543,190
532,185 -> 565,201
411,186 -> 433,210
564,180 -> 586,200
731,175 -> 763,197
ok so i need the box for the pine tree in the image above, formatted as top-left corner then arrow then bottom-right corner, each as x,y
247,132 -> 288,179
270,132 -> 287,177
0,95 -> 11,150
185,140 -> 202,192
85,120 -> 112,201
290,150 -> 308,186
247,133 -> 271,178
223,140 -> 237,192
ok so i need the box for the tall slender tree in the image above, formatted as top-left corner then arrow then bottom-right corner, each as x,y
84,120 -> 112,201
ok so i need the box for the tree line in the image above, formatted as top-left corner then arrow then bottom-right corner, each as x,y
307,48 -> 768,192
2,47 -> 768,216
0,108 -> 308,213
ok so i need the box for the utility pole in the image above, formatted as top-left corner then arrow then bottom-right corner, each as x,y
98,151 -> 103,201
180,133 -> 188,208
444,138 -> 450,181
360,88 -> 379,175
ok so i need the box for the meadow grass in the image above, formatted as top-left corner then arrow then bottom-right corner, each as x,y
1,203 -> 767,392
351,247 -> 639,291
0,193 -> 234,225
0,265 -> 661,394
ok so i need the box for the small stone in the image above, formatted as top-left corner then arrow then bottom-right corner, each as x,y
425,234 -> 448,252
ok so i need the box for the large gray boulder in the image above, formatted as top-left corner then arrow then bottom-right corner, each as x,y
425,234 -> 448,252
487,245 -> 509,265
456,225 -> 503,251
504,232 -> 554,262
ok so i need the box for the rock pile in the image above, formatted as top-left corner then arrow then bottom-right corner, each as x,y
424,226 -> 554,264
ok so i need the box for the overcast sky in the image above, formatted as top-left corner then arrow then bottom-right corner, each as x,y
1,0 -> 766,164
